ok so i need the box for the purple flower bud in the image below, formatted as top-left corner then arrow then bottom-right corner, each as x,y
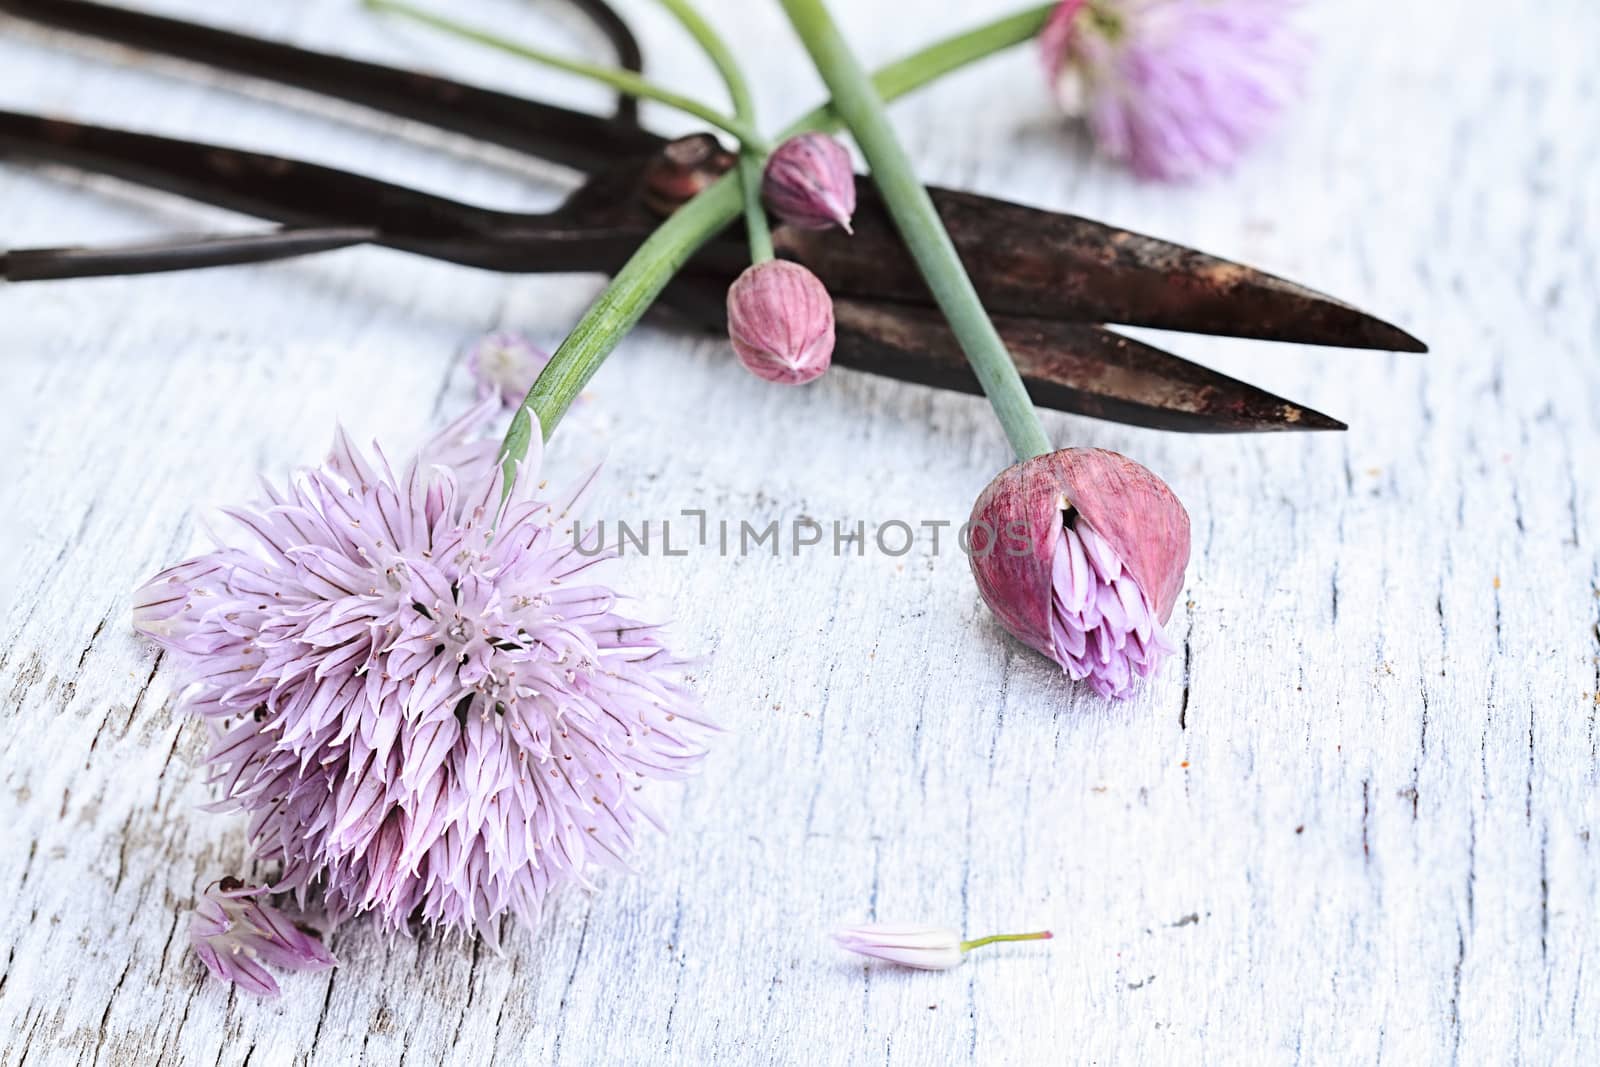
725,260 -> 835,385
762,133 -> 857,233
190,878 -> 335,997
969,448 -> 1190,699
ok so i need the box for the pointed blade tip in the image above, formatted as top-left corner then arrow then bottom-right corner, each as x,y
1275,405 -> 1346,433
1350,316 -> 1428,353
1301,412 -> 1349,432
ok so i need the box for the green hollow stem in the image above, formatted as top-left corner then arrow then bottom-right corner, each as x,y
364,0 -> 766,149
959,930 -> 1054,954
654,0 -> 773,263
500,3 -> 1055,478
779,0 -> 1052,462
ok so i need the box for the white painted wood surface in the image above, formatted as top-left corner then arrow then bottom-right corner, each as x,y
2,0 -> 1596,1063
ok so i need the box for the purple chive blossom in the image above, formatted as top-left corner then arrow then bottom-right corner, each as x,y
969,449 -> 1190,700
1046,520 -> 1176,698
134,402 -> 714,944
190,878 -> 335,997
1040,0 -> 1308,181
466,331 -> 550,409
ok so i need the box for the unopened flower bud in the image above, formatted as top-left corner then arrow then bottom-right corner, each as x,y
725,260 -> 835,385
969,448 -> 1190,699
832,923 -> 1053,970
762,133 -> 857,233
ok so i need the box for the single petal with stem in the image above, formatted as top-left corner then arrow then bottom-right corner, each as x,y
833,923 -> 1053,970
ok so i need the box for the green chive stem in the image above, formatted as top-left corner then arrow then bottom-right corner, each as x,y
363,0 -> 767,150
654,0 -> 774,263
500,3 -> 1055,480
778,0 -> 1052,462
959,930 -> 1055,954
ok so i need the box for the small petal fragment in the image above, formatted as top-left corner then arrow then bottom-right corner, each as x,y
190,878 -> 335,997
466,331 -> 550,410
833,924 -> 964,971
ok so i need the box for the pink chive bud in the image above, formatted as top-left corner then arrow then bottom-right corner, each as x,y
762,133 -> 857,233
969,448 -> 1190,699
725,260 -> 835,385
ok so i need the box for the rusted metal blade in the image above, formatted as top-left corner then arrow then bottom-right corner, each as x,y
0,1 -> 1428,358
838,302 -> 1350,431
782,185 -> 1428,353
0,110 -> 653,271
0,0 -> 665,172
663,274 -> 1344,433
1,227 -> 375,281
0,214 -> 1336,434
1,1 -> 1423,356
833,304 -> 1346,433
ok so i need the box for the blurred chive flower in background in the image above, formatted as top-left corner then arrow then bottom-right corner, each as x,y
1040,0 -> 1308,180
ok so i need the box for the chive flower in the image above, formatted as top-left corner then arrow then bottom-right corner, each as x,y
133,403 -> 714,946
969,448 -> 1190,699
466,330 -> 551,410
1040,0 -> 1308,181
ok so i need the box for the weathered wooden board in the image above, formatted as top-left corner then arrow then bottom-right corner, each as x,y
1,0 -> 1596,1063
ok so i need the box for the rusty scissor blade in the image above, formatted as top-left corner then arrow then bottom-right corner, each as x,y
0,0 -> 663,172
0,226 -> 377,281
3,0 -> 1424,357
0,109 -> 660,272
663,274 -> 1343,433
834,303 -> 1346,433
0,106 -> 1347,434
783,185 -> 1428,353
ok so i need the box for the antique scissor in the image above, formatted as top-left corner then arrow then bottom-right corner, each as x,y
0,0 -> 1426,433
